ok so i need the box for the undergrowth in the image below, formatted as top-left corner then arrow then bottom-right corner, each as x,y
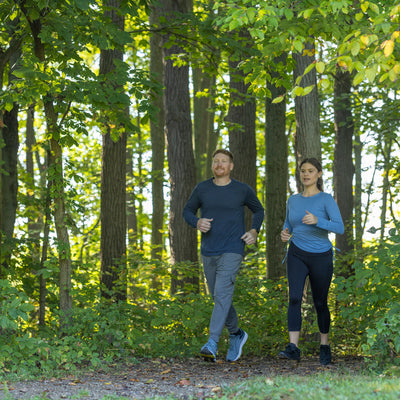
1,235 -> 400,380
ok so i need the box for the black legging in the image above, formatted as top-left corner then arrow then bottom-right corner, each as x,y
286,242 -> 333,334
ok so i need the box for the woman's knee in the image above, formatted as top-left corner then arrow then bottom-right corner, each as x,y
289,296 -> 302,307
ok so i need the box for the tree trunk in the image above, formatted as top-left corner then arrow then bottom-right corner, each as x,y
265,55 -> 288,279
226,48 -> 257,231
193,68 -> 215,183
1,104 -> 19,274
149,4 -> 165,262
0,14 -> 22,275
293,39 -> 321,189
21,0 -> 73,327
162,0 -> 198,294
333,68 -> 354,277
379,134 -> 392,242
354,130 -> 363,254
48,136 -> 72,315
126,144 -> 138,251
99,0 -> 127,302
26,104 -> 47,326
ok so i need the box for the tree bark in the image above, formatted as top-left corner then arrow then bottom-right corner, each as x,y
265,55 -> 288,279
149,4 -> 166,262
354,130 -> 362,254
162,0 -> 198,294
226,46 -> 257,231
293,39 -> 321,189
333,68 -> 354,276
99,0 -> 127,302
26,104 -> 47,326
0,41 -> 21,274
193,68 -> 215,183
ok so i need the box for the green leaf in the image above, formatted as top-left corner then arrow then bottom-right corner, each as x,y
246,7 -> 257,23
271,95 -> 285,103
365,67 -> 376,83
302,85 -> 314,95
351,41 -> 361,56
294,86 -> 304,96
303,8 -> 313,19
229,19 -> 240,31
293,40 -> 303,53
304,63 -> 315,75
316,61 -> 325,73
353,70 -> 365,86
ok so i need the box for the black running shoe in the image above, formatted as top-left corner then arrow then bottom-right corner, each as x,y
319,344 -> 332,365
278,343 -> 301,361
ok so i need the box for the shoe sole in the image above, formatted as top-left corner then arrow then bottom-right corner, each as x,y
200,349 -> 217,362
278,352 -> 300,361
201,352 -> 216,362
227,331 -> 248,362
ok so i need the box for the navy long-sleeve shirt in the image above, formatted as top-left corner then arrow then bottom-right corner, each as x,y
183,178 -> 264,256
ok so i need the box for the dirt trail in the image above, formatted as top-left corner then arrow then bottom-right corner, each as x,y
1,356 -> 362,400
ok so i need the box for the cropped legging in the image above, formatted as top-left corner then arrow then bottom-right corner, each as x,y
286,242 -> 333,334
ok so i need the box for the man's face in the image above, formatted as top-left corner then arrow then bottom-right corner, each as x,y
212,153 -> 233,178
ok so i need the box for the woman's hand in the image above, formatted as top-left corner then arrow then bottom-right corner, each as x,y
281,228 -> 291,242
302,210 -> 318,225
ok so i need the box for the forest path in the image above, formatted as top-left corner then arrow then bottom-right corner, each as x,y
1,356 -> 362,399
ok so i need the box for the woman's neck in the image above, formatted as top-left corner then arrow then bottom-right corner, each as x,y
302,186 -> 320,197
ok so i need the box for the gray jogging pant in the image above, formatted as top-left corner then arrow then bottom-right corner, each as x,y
202,253 -> 243,343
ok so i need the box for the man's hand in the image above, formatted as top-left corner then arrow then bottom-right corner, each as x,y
302,210 -> 318,225
197,218 -> 213,233
241,229 -> 257,245
281,228 -> 291,242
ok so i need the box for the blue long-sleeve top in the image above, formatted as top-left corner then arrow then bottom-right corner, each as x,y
183,178 -> 264,256
283,192 -> 344,253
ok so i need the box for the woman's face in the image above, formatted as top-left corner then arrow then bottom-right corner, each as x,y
300,162 -> 322,188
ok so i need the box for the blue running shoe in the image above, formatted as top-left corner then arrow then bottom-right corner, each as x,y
226,328 -> 248,362
200,338 -> 218,362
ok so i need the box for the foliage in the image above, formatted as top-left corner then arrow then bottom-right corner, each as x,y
335,232 -> 400,370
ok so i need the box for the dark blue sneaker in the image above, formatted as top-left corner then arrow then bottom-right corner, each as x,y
226,329 -> 248,362
200,338 -> 218,362
320,344 -> 331,365
279,343 -> 301,361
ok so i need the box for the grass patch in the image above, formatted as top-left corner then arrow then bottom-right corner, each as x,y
218,371 -> 400,400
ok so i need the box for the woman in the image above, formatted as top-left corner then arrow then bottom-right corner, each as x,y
279,158 -> 344,365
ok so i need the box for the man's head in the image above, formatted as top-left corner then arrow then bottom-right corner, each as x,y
212,149 -> 234,162
212,149 -> 234,178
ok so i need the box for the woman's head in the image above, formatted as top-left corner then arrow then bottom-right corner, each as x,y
299,158 -> 323,191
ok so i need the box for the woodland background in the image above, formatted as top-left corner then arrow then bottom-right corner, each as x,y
0,0 -> 399,376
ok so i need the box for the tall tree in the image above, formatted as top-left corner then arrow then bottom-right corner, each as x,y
265,55 -> 288,279
161,0 -> 198,293
99,0 -> 127,301
149,3 -> 165,261
226,32 -> 257,231
19,2 -> 73,320
193,68 -> 216,183
0,16 -> 22,275
226,45 -> 257,192
333,67 -> 354,276
293,39 -> 321,188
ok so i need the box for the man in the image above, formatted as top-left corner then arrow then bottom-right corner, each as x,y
183,149 -> 264,362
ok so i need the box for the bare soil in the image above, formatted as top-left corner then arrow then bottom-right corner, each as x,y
1,356 -> 363,400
